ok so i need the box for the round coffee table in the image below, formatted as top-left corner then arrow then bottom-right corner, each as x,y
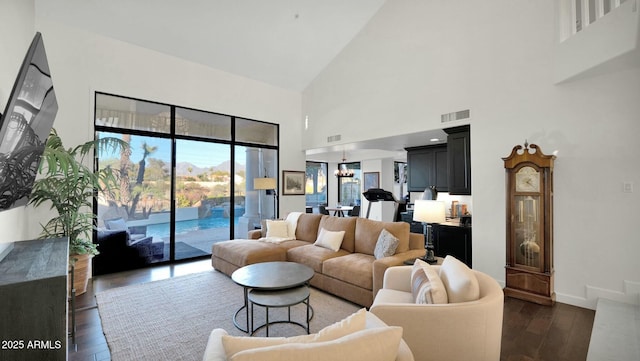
249,285 -> 310,336
231,261 -> 315,333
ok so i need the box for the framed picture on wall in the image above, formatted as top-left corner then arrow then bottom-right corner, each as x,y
282,170 -> 305,195
394,162 -> 407,184
364,172 -> 380,191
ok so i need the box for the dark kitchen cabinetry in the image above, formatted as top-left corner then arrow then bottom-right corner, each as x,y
401,212 -> 472,268
406,144 -> 448,192
445,125 -> 471,195
433,224 -> 472,268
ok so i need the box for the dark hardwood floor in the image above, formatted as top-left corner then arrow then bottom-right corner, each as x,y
68,260 -> 594,361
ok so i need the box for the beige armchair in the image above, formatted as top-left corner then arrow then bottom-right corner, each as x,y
369,265 -> 504,361
203,311 -> 414,361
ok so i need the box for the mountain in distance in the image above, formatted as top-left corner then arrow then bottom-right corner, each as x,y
175,160 -> 245,177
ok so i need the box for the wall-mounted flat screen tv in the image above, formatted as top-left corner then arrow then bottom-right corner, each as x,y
0,32 -> 58,212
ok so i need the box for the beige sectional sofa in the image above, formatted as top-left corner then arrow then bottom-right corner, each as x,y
212,213 -> 426,307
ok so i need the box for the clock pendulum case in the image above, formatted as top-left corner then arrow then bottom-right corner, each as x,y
503,141 -> 556,305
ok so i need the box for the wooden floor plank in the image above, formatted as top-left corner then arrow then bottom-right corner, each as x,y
67,260 -> 595,361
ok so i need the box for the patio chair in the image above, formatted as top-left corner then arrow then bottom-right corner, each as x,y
103,217 -> 164,259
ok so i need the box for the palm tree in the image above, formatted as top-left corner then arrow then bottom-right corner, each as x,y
128,142 -> 157,217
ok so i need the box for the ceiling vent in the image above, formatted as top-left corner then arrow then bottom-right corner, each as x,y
327,134 -> 342,142
441,109 -> 470,123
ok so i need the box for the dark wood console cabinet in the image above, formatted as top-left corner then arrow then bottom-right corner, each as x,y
0,238 -> 68,361
406,144 -> 448,192
401,212 -> 472,268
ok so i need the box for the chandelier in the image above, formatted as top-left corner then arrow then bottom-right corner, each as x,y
334,150 -> 354,178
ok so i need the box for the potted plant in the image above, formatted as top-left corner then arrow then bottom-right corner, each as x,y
29,128 -> 127,295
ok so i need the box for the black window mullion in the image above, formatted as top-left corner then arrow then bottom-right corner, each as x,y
169,105 -> 177,261
229,116 -> 236,239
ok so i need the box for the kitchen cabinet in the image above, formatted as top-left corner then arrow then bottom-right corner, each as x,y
445,125 -> 471,195
405,144 -> 448,192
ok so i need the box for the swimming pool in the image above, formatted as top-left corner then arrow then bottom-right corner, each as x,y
145,208 -> 243,238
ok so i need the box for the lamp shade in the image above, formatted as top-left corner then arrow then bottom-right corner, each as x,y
254,177 -> 276,190
413,200 -> 446,223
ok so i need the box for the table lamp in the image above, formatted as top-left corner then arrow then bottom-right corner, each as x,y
413,200 -> 446,264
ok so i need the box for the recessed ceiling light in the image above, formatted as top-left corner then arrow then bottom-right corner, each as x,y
430,138 -> 440,142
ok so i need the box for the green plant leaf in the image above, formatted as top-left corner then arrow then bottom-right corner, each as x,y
29,128 -> 128,256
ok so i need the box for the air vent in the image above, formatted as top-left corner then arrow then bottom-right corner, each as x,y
441,109 -> 470,123
327,134 -> 342,142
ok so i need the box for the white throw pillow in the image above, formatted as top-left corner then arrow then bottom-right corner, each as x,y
439,255 -> 480,303
203,328 -> 229,361
229,326 -> 403,361
222,308 -> 367,359
265,220 -> 290,238
285,212 -> 302,238
374,228 -> 399,259
411,258 -> 448,304
314,227 -> 345,252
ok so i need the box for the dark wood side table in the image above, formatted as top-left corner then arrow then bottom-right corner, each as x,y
404,256 -> 444,265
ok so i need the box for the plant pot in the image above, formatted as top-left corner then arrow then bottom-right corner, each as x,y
69,253 -> 93,296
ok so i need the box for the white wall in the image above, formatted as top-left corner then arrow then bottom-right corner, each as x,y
18,18 -> 305,240
0,0 -> 35,244
302,0 -> 640,308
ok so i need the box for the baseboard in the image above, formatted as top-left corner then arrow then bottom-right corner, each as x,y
497,278 -> 640,310
555,292 -> 594,309
624,280 -> 640,294
584,284 -> 640,309
534,286 -> 640,311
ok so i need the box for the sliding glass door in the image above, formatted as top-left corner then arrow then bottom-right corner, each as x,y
94,92 -> 278,268
173,140 -> 231,260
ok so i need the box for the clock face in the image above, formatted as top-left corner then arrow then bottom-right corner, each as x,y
515,166 -> 540,192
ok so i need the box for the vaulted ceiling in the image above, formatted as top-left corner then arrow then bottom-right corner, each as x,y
36,0 -> 445,162
36,0 -> 387,92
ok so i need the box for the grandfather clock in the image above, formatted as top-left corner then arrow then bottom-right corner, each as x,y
503,142 -> 555,305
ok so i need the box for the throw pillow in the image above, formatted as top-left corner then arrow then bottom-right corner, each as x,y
285,211 -> 302,238
105,218 -> 127,231
203,328 -> 229,361
265,220 -> 290,238
411,258 -> 448,304
260,219 -> 267,237
222,308 -> 367,359
229,326 -> 403,361
439,255 -> 480,303
374,228 -> 399,259
314,227 -> 345,252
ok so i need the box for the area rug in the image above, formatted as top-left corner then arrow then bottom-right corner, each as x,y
96,270 -> 361,361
